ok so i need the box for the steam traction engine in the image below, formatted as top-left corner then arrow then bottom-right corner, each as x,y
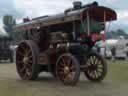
14,1 -> 117,86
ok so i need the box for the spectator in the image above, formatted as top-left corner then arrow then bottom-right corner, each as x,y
111,46 -> 116,62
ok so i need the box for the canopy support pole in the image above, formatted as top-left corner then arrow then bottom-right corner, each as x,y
104,11 -> 107,57
104,11 -> 106,33
87,10 -> 90,36
80,13 -> 85,32
72,16 -> 76,40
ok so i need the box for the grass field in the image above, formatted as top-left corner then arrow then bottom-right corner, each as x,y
0,60 -> 128,96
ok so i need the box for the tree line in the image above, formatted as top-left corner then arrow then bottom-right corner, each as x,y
106,29 -> 128,39
3,15 -> 21,44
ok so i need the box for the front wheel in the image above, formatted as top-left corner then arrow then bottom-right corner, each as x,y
56,53 -> 80,86
83,52 -> 107,82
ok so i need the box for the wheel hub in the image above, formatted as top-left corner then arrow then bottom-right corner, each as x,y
64,66 -> 70,74
89,65 -> 97,70
23,57 -> 29,64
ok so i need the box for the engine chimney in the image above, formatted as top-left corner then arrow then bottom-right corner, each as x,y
73,1 -> 82,10
82,1 -> 99,8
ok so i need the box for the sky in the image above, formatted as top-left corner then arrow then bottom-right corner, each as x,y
0,0 -> 128,33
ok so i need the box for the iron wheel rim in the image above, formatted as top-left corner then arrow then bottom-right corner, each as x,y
56,53 -> 80,85
85,54 -> 106,80
16,42 -> 34,80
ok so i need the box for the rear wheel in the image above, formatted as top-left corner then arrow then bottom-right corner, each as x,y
84,52 -> 107,82
56,53 -> 80,86
16,40 -> 40,80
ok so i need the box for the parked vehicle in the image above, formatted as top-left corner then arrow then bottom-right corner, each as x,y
14,1 -> 117,85
0,35 -> 13,62
10,45 -> 18,63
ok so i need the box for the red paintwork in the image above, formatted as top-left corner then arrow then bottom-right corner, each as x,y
90,33 -> 105,42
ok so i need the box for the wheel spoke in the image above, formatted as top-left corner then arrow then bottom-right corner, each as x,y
97,66 -> 104,70
90,71 -> 94,78
62,58 -> 66,66
59,61 -> 65,67
18,60 -> 24,64
67,58 -> 72,67
64,74 -> 69,81
24,72 -> 29,79
70,65 -> 75,71
92,56 -> 96,64
87,69 -> 92,75
96,60 -> 102,65
94,58 -> 98,65
95,71 -> 99,78
26,68 -> 31,76
59,71 -> 64,75
58,67 -> 64,71
26,49 -> 32,56
96,68 -> 103,73
26,63 -> 32,68
91,71 -> 95,78
66,74 -> 73,81
21,45 -> 27,53
93,71 -> 97,78
27,60 -> 33,64
64,71 -> 74,81
91,56 -> 94,64
89,57 -> 93,65
28,55 -> 32,59
89,58 -> 94,65
97,63 -> 103,67
20,66 -> 26,73
97,70 -> 102,76
17,52 -> 25,57
86,61 -> 91,66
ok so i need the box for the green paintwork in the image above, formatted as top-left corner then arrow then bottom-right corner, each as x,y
80,19 -> 103,33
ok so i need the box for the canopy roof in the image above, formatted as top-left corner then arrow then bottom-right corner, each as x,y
82,6 -> 117,22
14,5 -> 117,32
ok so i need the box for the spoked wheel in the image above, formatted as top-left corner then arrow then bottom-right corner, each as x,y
84,52 -> 107,82
56,53 -> 80,86
16,40 -> 40,80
